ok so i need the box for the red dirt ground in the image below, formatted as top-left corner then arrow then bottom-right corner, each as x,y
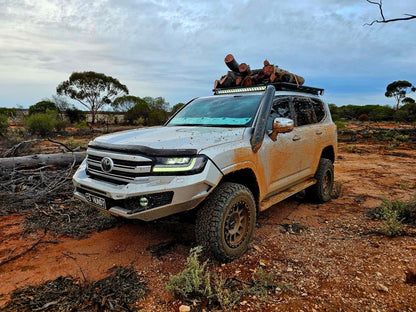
1,135 -> 415,311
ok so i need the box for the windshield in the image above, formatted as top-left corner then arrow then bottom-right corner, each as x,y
168,95 -> 262,127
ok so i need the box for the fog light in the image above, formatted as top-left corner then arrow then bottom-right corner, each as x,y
139,197 -> 149,208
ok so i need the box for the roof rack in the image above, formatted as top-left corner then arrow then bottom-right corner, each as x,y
213,82 -> 324,96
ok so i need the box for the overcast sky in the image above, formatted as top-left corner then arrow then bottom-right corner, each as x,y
1,0 -> 415,109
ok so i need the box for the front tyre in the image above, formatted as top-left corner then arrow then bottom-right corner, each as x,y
306,158 -> 334,203
196,182 -> 256,262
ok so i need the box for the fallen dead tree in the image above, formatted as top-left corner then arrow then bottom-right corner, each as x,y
0,151 -> 85,169
214,54 -> 305,89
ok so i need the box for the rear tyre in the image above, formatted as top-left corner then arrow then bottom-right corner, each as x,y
306,158 -> 334,203
195,182 -> 256,262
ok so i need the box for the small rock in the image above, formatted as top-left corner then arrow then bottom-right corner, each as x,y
287,267 -> 293,272
240,301 -> 247,306
253,245 -> 262,252
375,272 -> 382,277
376,283 -> 389,292
301,292 -> 308,297
179,305 -> 191,312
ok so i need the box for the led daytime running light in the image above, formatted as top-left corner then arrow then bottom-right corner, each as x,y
153,158 -> 197,172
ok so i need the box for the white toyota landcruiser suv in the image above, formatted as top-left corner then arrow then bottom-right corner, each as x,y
73,83 -> 337,261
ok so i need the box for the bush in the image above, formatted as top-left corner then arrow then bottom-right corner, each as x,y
395,103 -> 416,122
368,106 -> 395,121
73,120 -> 88,129
0,114 -> 9,136
29,100 -> 57,115
166,246 -> 212,300
26,113 -> 57,136
65,107 -> 85,124
334,121 -> 346,130
124,100 -> 149,125
370,197 -> 416,236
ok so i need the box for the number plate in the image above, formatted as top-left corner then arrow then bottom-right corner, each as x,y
85,193 -> 106,209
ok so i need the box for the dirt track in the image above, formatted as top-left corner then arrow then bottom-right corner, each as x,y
1,137 -> 416,311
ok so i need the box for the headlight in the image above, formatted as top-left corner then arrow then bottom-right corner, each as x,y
152,155 -> 208,174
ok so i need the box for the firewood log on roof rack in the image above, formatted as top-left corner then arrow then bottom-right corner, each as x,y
213,54 -> 325,95
213,82 -> 324,96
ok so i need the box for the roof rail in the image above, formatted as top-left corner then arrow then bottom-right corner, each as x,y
213,82 -> 324,96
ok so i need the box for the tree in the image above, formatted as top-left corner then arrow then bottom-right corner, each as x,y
65,106 -> 85,124
56,71 -> 129,125
112,95 -> 142,112
51,95 -> 70,120
142,96 -> 169,126
385,80 -> 415,111
365,0 -> 416,25
171,103 -> 185,115
394,103 -> 416,122
29,100 -> 57,115
402,97 -> 415,104
143,96 -> 169,112
124,99 -> 150,125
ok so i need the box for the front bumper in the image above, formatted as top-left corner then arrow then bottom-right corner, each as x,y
73,159 -> 222,221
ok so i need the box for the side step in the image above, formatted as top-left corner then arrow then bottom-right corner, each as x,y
259,178 -> 317,211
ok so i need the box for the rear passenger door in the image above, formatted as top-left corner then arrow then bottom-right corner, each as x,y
291,96 -> 327,176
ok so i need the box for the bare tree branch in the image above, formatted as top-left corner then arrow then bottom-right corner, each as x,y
365,0 -> 416,25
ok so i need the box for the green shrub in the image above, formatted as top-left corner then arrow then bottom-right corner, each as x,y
247,267 -> 289,300
166,246 -> 212,300
370,197 -> 416,236
55,119 -> 69,132
378,207 -> 403,237
29,100 -> 57,115
26,113 -> 57,136
0,114 -> 9,136
73,120 -> 88,129
213,274 -> 242,311
334,121 -> 346,131
395,103 -> 416,122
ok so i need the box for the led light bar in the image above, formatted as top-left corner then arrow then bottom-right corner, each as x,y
214,86 -> 267,95
213,82 -> 324,96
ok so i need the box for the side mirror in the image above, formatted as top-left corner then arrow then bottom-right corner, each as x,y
269,117 -> 294,141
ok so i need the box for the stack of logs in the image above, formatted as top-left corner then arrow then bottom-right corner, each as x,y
214,54 -> 305,89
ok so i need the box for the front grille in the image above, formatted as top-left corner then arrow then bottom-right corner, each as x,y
86,148 -> 154,184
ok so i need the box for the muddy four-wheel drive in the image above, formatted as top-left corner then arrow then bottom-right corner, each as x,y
73,83 -> 337,262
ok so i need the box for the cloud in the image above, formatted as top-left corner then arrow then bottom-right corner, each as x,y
0,0 -> 415,107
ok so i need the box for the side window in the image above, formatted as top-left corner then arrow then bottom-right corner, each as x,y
292,96 -> 317,126
272,97 -> 292,118
310,98 -> 326,122
268,97 -> 292,130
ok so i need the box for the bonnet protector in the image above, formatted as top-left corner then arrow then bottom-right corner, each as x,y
88,141 -> 198,157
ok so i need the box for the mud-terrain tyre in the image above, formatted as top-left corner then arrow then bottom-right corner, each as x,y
306,158 -> 334,203
195,182 -> 256,262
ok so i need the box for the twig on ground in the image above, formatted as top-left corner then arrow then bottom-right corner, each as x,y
0,234 -> 46,267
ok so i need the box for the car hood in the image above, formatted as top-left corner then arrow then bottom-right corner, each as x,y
91,126 -> 246,153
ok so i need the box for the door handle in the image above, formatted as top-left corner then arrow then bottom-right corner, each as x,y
292,135 -> 301,141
